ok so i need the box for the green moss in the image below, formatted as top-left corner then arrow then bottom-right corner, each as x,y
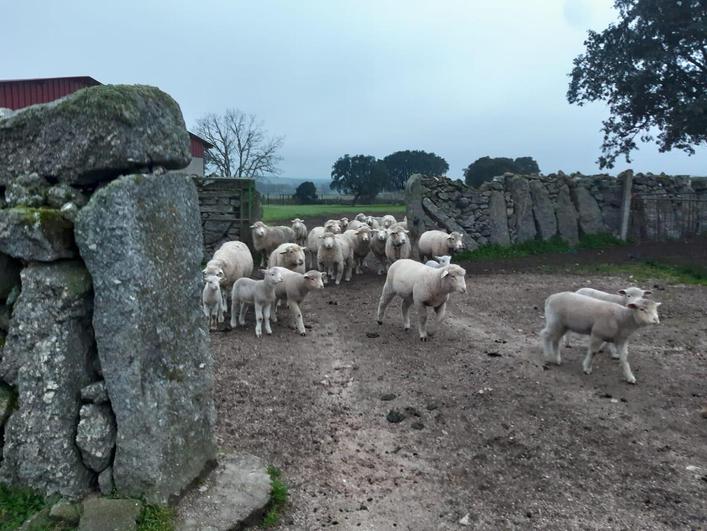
60,266 -> 92,299
0,484 -> 47,530
261,466 -> 288,528
136,504 -> 175,531
7,206 -> 68,226
582,261 -> 707,286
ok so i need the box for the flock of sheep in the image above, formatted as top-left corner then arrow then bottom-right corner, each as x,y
201,212 -> 662,385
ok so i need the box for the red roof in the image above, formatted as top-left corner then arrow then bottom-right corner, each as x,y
0,76 -> 210,158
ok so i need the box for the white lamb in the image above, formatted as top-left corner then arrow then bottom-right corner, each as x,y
370,228 -> 389,274
268,243 -> 306,273
418,230 -> 464,263
381,215 -> 397,229
316,231 -> 351,285
251,221 -> 296,266
424,255 -> 452,268
230,268 -> 284,337
202,241 -> 254,310
291,218 -> 308,247
376,259 -> 467,341
202,274 -> 225,330
269,267 -> 324,335
541,292 -> 661,384
342,227 -> 371,274
385,225 -> 412,266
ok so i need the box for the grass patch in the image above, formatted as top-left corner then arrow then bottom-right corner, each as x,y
454,233 -> 626,262
585,261 -> 707,286
261,466 -> 288,528
137,503 -> 175,531
262,203 -> 405,223
0,484 -> 48,531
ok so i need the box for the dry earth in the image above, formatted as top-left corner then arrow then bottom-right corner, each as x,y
210,240 -> 707,530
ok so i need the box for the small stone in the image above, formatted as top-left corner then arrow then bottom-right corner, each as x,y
366,332 -> 380,338
459,513 -> 471,526
425,402 -> 439,411
0,207 -> 77,261
386,410 -> 405,423
411,422 -> 424,430
79,498 -> 142,531
403,406 -> 421,417
486,352 -> 502,357
0,383 -> 14,427
81,381 -> 109,404
380,393 -> 396,401
76,404 -> 116,472
701,406 -> 707,419
49,501 -> 81,526
98,466 -> 115,495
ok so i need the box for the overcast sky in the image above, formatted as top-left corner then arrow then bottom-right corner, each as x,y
3,0 -> 705,179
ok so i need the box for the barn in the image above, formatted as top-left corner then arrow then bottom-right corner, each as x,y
0,76 -> 213,176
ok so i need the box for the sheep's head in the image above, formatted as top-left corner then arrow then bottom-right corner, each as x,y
628,298 -> 661,325
618,287 -> 651,304
291,218 -> 305,229
389,227 -> 408,247
250,221 -> 267,238
372,228 -> 388,242
447,232 -> 464,252
355,226 -> 371,242
304,270 -> 324,290
355,213 -> 367,222
202,266 -> 225,283
435,255 -> 452,267
319,232 -> 337,249
340,217 -> 350,226
203,274 -> 221,291
440,264 -> 467,294
324,220 -> 342,234
280,244 -> 305,267
262,268 -> 284,285
382,217 -> 395,228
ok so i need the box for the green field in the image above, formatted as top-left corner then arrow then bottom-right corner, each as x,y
262,203 -> 406,222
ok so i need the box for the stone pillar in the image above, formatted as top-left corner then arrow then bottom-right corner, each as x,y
619,169 -> 634,241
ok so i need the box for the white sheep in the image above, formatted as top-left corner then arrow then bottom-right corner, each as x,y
203,241 -> 254,309
251,221 -> 296,266
354,213 -> 368,222
370,228 -> 389,274
376,259 -> 467,341
230,268 -> 284,337
316,231 -> 351,285
424,255 -> 452,268
342,227 -> 371,274
339,217 -> 350,228
291,218 -> 308,247
346,219 -> 367,231
366,216 -> 381,229
565,286 -> 653,353
541,292 -> 661,384
381,215 -> 397,229
269,267 -> 324,335
268,243 -> 306,273
385,225 -> 412,266
324,219 -> 343,234
418,230 -> 464,262
202,274 -> 225,330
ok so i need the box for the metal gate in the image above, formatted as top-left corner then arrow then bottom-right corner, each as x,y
630,193 -> 706,241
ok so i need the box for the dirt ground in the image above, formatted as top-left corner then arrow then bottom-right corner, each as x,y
210,234 -> 707,530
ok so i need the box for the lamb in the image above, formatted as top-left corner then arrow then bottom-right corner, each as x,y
305,222 -> 341,269
316,231 -> 352,285
269,267 -> 324,335
342,227 -> 371,274
230,268 -> 284,337
381,214 -> 397,229
202,241 -> 254,309
540,292 -> 661,384
376,259 -> 467,341
417,230 -> 464,262
268,243 -> 306,273
424,255 -> 452,268
202,274 -> 225,330
369,228 -> 389,274
251,221 -> 296,266
385,225 -> 412,266
291,218 -> 308,247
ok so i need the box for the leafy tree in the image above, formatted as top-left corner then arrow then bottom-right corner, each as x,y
293,181 -> 318,204
195,109 -> 284,177
463,156 -> 540,187
568,0 -> 707,168
330,154 -> 390,204
382,150 -> 449,190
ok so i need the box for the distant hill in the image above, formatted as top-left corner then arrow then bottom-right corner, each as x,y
255,176 -> 336,195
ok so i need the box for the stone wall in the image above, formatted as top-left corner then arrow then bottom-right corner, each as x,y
0,84 -> 215,502
406,171 -> 707,249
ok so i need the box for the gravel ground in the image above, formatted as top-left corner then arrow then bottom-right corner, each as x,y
210,245 -> 707,531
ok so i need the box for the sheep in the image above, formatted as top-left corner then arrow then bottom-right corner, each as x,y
324,219 -> 343,234
251,221 -> 296,266
339,217 -> 350,228
268,243 -> 306,273
203,241 -> 254,309
418,230 -> 464,263
306,224 -> 340,269
269,268 -> 324,335
354,213 -> 368,222
316,231 -> 352,285
202,274 -> 225,330
230,268 -> 284,337
342,227 -> 371,274
346,219 -> 367,231
376,259 -> 467,341
540,292 -> 661,384
291,218 -> 308,247
370,228 -> 389,274
565,286 -> 654,353
381,214 -> 397,228
424,255 -> 452,268
385,225 -> 412,266
366,216 -> 381,229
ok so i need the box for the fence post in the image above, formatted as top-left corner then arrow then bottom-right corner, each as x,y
619,169 -> 634,241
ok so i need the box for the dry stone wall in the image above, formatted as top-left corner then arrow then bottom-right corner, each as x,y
406,171 -> 706,248
0,84 -> 215,502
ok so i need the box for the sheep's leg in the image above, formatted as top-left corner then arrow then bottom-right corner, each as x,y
254,303 -> 264,338
263,304 -> 273,335
376,282 -> 396,324
230,295 -> 239,328
344,259 -> 352,282
434,302 -> 447,323
335,261 -> 344,285
582,335 -> 603,375
608,342 -> 620,360
416,302 -> 429,341
377,255 -> 385,275
290,301 -> 306,336
563,332 -> 571,348
541,326 -> 562,365
616,341 -> 635,384
239,303 -> 247,326
401,297 -> 413,330
271,298 -> 280,323
203,304 -> 210,318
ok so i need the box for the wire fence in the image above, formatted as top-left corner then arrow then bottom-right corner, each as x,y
260,192 -> 404,206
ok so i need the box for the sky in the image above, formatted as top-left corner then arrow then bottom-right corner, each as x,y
2,0 -> 705,179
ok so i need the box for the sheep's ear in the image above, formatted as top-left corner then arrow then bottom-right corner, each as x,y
618,289 -> 627,295
280,249 -> 288,254
655,302 -> 662,307
403,230 -> 410,234
644,290 -> 652,296
440,270 -> 449,278
250,224 -> 257,229
202,268 -> 208,274
260,269 -> 268,275
447,235 -> 454,240
217,270 -> 225,278
627,302 -> 638,309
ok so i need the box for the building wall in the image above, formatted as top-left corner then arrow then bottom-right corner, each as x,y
184,157 -> 205,176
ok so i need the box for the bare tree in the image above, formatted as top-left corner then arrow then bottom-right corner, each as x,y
194,109 -> 284,178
